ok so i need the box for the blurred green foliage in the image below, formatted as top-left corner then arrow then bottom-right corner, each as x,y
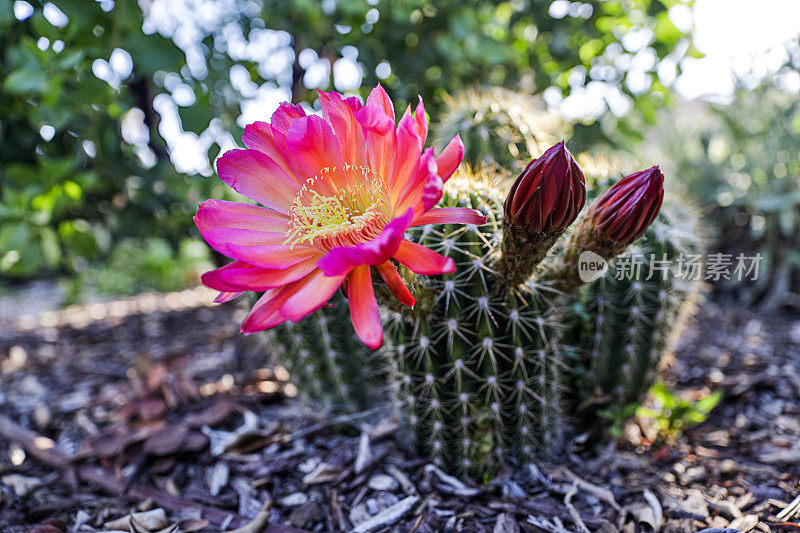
663,83 -> 800,308
599,383 -> 721,442
1,0 -> 694,289
636,382 -> 722,442
270,0 -> 698,155
78,237 -> 212,297
0,0 -> 240,283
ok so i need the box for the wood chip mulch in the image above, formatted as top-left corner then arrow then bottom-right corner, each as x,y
0,288 -> 798,532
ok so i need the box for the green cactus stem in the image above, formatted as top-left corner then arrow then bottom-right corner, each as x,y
386,169 -> 567,476
563,197 -> 705,430
433,87 -> 568,173
257,293 -> 387,413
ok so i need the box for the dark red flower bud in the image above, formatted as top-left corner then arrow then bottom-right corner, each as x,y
498,142 -> 586,287
590,166 -> 664,246
505,141 -> 586,235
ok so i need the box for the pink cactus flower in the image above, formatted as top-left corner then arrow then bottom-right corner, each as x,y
195,84 -> 485,349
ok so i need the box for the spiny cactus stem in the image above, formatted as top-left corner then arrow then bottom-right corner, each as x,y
548,220 -> 628,293
496,219 -> 562,288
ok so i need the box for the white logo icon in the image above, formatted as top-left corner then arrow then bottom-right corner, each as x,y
578,251 -> 608,283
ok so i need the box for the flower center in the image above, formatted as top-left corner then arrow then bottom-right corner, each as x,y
286,164 -> 391,251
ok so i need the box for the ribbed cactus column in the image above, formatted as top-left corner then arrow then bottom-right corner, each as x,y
565,199 -> 705,428
432,87 -> 567,172
244,134 -> 702,476
386,170 -> 569,476
264,293 -> 383,413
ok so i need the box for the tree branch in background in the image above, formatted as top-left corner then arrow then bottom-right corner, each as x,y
128,76 -> 168,161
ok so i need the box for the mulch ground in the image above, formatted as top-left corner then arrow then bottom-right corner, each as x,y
0,287 -> 798,532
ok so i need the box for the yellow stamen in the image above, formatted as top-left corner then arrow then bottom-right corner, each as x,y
286,165 -> 391,251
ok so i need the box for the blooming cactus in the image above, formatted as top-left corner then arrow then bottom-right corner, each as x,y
196,84 -> 486,348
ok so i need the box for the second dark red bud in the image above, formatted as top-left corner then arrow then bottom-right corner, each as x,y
589,165 -> 664,246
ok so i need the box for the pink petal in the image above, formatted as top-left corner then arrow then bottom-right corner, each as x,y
284,115 -> 342,182
389,106 -> 425,197
279,269 -> 346,322
240,265 -> 331,332
317,208 -> 413,276
411,207 -> 487,227
355,103 -> 395,135
241,121 -> 293,175
269,103 -> 306,173
420,170 -> 444,212
223,243 -> 320,269
343,96 -> 363,113
202,258 -> 319,292
240,288 -> 292,332
347,265 -> 383,349
436,134 -> 464,183
201,228 -> 287,254
412,96 -> 428,143
366,83 -> 394,122
271,102 -> 306,131
421,149 -> 444,211
214,291 -> 242,303
194,200 -> 291,256
318,90 -> 366,165
216,149 -> 300,212
376,261 -> 415,308
195,200 -> 290,233
393,239 -> 456,275
356,84 -> 397,179
395,148 -> 442,215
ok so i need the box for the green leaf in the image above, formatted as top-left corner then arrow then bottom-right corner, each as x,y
636,407 -> 659,418
0,221 -> 31,251
0,0 -> 14,27
3,69 -> 49,94
0,222 -> 45,277
695,390 -> 723,414
124,34 -> 184,74
58,219 -> 99,260
650,382 -> 675,408
55,50 -> 85,71
39,226 -> 61,267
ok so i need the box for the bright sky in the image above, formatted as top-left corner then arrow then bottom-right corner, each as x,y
675,0 -> 800,100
